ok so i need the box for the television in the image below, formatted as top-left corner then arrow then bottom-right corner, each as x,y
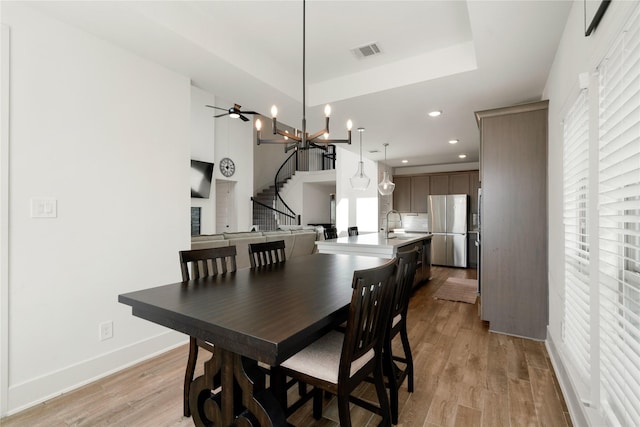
190,159 -> 214,198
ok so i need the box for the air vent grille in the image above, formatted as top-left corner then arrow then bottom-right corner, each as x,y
352,42 -> 382,59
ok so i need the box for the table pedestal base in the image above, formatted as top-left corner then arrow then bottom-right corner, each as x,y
189,348 -> 287,427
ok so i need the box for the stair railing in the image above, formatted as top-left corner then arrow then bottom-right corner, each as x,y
251,197 -> 299,231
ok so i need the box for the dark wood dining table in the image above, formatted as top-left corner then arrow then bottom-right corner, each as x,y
118,253 -> 390,427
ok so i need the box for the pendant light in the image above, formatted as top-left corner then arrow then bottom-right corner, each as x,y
378,143 -> 395,195
350,128 -> 370,190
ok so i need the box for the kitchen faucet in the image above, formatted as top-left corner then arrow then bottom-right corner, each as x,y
385,210 -> 402,238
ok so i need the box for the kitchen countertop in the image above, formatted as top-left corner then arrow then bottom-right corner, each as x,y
315,232 -> 432,258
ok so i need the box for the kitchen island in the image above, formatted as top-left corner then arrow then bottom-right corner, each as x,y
316,232 -> 432,285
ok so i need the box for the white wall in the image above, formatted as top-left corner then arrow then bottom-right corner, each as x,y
543,1 -> 638,425
253,121 -> 294,194
190,85 -> 216,234
303,181 -> 336,225
1,3 -> 191,415
215,96 -> 254,232
335,146 -> 379,235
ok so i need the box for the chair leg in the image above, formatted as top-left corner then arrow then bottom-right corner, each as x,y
400,325 -> 414,392
374,361 -> 392,427
337,392 -> 352,427
384,340 -> 399,425
183,338 -> 199,417
312,387 -> 324,420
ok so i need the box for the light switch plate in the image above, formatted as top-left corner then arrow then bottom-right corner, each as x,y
30,198 -> 57,218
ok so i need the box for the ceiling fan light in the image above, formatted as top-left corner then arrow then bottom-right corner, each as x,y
229,112 -> 240,119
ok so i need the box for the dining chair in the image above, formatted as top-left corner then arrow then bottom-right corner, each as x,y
280,258 -> 397,427
178,245 -> 237,417
248,240 -> 286,268
347,226 -> 359,236
323,227 -> 338,240
384,247 -> 420,424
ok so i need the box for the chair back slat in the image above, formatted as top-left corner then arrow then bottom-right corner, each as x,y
339,259 -> 396,380
248,240 -> 286,268
179,246 -> 237,281
392,247 -> 420,320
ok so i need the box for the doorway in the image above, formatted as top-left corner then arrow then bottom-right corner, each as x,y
216,180 -> 237,233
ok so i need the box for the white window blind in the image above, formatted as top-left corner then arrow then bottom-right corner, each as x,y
598,5 -> 640,425
563,89 -> 591,387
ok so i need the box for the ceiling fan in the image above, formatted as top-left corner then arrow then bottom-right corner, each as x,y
206,103 -> 258,122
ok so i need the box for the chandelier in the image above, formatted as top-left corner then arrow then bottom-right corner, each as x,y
255,0 -> 353,152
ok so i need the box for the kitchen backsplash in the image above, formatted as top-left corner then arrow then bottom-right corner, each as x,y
400,213 -> 429,232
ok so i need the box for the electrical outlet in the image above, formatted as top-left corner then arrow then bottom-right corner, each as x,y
99,321 -> 113,341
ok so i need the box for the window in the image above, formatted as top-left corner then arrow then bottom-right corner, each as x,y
563,89 -> 591,386
598,6 -> 640,425
562,4 -> 640,425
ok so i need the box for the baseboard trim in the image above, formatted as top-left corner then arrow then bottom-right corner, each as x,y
6,331 -> 187,416
545,329 -> 590,427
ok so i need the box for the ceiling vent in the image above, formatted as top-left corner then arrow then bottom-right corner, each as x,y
352,42 -> 382,59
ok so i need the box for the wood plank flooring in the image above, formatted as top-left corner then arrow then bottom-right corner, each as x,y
1,266 -> 572,427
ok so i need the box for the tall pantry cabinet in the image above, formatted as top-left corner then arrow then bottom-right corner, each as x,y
475,100 -> 548,340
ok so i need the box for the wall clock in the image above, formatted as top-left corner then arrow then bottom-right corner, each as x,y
220,157 -> 236,177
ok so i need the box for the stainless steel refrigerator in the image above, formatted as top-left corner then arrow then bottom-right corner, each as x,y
428,195 -> 468,267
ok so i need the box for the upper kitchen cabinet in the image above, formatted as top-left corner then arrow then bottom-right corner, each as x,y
429,175 -> 449,195
430,173 -> 470,195
410,175 -> 430,213
448,173 -> 470,194
394,172 -> 477,214
393,176 -> 411,212
476,100 -> 548,340
393,175 -> 430,213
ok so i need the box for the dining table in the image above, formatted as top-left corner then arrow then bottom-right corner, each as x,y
118,252 -> 390,427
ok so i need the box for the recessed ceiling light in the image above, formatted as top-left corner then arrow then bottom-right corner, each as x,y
449,139 -> 459,144
428,110 -> 442,117
401,160 -> 408,164
459,154 -> 467,159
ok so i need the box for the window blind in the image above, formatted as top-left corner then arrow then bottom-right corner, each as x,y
598,5 -> 640,425
563,89 -> 591,387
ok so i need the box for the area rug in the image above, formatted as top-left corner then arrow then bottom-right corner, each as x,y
433,277 -> 478,304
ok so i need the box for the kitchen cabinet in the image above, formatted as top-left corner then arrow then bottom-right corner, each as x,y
429,175 -> 449,195
394,175 -> 430,213
430,173 -> 470,196
392,176 -> 411,212
393,171 -> 478,215
448,173 -> 470,194
476,100 -> 548,340
410,175 -> 430,213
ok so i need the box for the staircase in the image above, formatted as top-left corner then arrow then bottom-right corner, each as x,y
251,145 -> 336,231
252,177 -> 296,230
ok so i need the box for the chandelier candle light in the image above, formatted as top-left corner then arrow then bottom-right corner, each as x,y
350,128 -> 370,190
255,0 -> 353,152
378,143 -> 395,195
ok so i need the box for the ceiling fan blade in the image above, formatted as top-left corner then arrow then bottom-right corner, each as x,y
206,105 -> 228,111
239,110 -> 258,115
214,112 -> 230,118
239,114 -> 250,122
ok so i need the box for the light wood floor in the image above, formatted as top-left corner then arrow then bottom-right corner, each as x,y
1,266 -> 572,427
